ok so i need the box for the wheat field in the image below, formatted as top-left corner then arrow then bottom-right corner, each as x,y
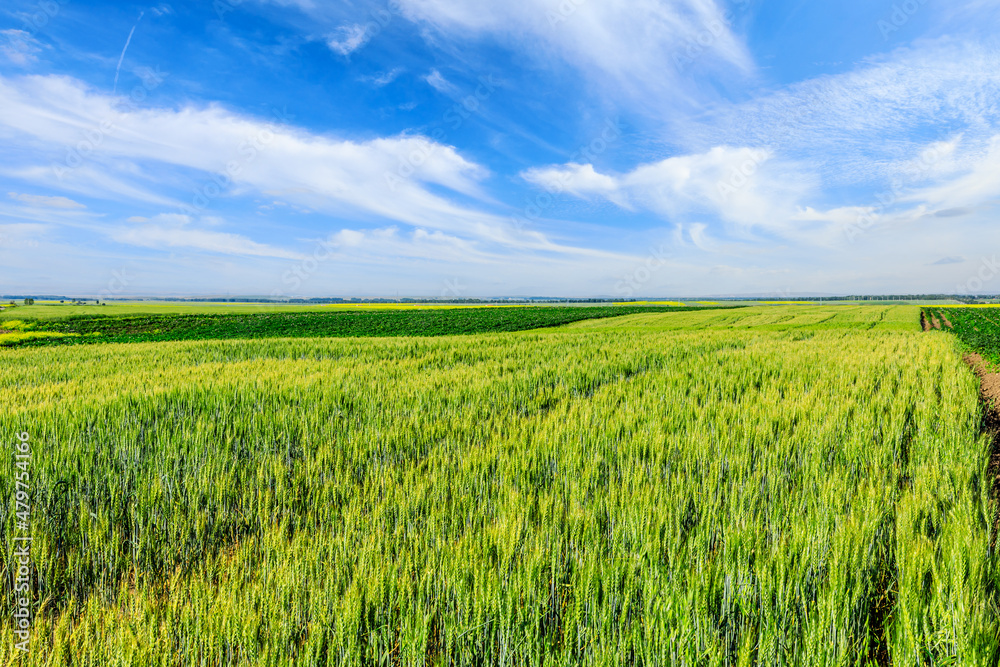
1,305 -> 997,665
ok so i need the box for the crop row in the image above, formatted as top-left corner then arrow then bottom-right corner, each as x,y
0,305 -> 726,347
1,306 -> 996,665
925,307 -> 1000,360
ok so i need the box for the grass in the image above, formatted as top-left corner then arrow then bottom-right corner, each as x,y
0,305 -> 996,665
0,305 -> 727,348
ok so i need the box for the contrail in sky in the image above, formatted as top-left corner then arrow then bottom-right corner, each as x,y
113,10 -> 145,95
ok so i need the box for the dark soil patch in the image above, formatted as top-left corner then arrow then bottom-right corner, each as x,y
963,353 -> 1000,552
865,518 -> 897,667
921,312 -> 931,332
964,354 -> 1000,411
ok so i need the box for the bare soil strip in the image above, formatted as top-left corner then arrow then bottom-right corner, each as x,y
963,353 -> 1000,551
921,312 -> 931,332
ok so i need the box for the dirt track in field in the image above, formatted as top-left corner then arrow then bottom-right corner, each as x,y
964,353 -> 1000,551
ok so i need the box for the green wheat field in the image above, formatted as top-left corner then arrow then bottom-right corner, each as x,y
2,304 -> 998,665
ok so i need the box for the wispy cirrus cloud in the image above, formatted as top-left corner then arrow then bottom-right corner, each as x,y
326,24 -> 369,56
903,134 -> 1000,210
0,29 -> 42,66
362,68 -> 404,87
109,213 -> 305,259
424,69 -> 458,95
0,74 -> 487,223
8,192 -> 85,209
395,0 -> 754,107
0,73 -> 626,262
270,0 -> 753,112
680,40 -> 1000,187
8,0 -> 1000,297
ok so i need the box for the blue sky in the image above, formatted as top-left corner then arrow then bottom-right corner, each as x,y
2,0 -> 1000,298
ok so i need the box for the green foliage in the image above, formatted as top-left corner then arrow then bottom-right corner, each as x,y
0,306 -> 723,347
928,307 -> 1000,361
0,305 -> 996,665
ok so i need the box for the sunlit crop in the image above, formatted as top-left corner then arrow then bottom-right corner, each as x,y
1,305 -> 995,665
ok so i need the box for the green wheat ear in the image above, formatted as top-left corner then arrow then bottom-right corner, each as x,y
0,304 -> 994,665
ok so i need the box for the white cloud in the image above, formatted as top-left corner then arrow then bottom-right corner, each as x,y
522,163 -> 624,204
266,0 -> 753,111
424,69 -> 457,95
938,1 -> 1000,33
0,74 -> 485,225
395,0 -> 752,109
365,68 -> 404,87
8,192 -> 85,209
0,222 -> 46,246
897,136 -> 965,182
315,225 -> 504,264
6,164 -> 179,207
523,146 -> 816,237
0,29 -> 42,66
326,24 -> 369,55
682,41 -> 1000,187
110,214 -> 305,259
905,134 -> 1000,209
0,73 -> 625,262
